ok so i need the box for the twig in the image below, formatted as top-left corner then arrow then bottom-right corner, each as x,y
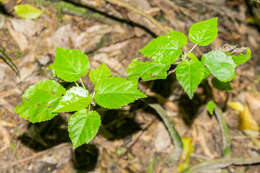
105,0 -> 168,34
214,106 -> 231,157
148,103 -> 183,164
186,156 -> 260,173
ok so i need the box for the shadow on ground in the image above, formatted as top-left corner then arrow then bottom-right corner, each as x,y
17,115 -> 99,172
18,116 -> 70,151
98,107 -> 142,140
18,105 -> 143,172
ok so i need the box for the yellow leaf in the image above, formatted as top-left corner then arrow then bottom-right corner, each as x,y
228,102 -> 259,133
247,17 -> 257,24
228,102 -> 244,112
178,137 -> 194,172
239,106 -> 259,132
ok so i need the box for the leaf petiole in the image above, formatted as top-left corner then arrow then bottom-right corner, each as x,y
183,43 -> 198,60
80,78 -> 86,90
188,43 -> 198,54
74,82 -> 79,87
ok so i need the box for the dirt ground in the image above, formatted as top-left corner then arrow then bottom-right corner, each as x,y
0,0 -> 260,172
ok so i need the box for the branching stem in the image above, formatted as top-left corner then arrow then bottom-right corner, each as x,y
188,43 -> 198,54
183,43 -> 198,60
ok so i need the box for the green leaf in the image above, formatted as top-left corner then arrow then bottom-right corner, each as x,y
52,48 -> 90,82
14,4 -> 42,19
202,51 -> 235,82
176,57 -> 205,99
140,30 -> 187,65
15,80 -> 66,123
187,52 -> 211,79
189,17 -> 218,46
54,87 -> 91,112
212,78 -> 232,91
126,59 -> 170,81
68,109 -> 101,149
94,77 -> 146,109
89,63 -> 112,84
203,67 -> 211,79
231,48 -> 251,66
207,101 -> 216,115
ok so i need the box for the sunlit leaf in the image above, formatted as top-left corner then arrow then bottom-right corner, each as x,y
52,48 -> 90,82
94,77 -> 146,109
230,48 -> 252,66
202,51 -> 235,82
68,109 -> 101,149
89,63 -> 112,84
15,80 -> 65,123
189,17 -> 218,46
176,57 -> 205,99
126,59 -> 170,81
54,87 -> 91,112
140,30 -> 187,65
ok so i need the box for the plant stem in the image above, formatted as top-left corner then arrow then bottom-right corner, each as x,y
182,44 -> 198,60
167,68 -> 176,75
188,44 -> 198,54
79,78 -> 86,89
74,82 -> 79,87
214,106 -> 231,157
148,103 -> 183,164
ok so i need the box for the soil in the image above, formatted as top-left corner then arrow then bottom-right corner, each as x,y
0,0 -> 260,173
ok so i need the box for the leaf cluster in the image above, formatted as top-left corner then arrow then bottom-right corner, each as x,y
16,48 -> 146,148
15,17 -> 252,149
128,17 -> 251,98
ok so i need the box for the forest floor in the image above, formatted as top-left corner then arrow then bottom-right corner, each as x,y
0,0 -> 260,172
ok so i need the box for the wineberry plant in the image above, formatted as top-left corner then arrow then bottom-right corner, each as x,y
15,17 -> 251,149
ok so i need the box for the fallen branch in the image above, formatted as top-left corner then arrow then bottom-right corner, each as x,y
185,156 -> 260,173
30,0 -> 112,24
105,0 -> 168,34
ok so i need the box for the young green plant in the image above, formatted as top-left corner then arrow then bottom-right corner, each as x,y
15,17 -> 251,149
